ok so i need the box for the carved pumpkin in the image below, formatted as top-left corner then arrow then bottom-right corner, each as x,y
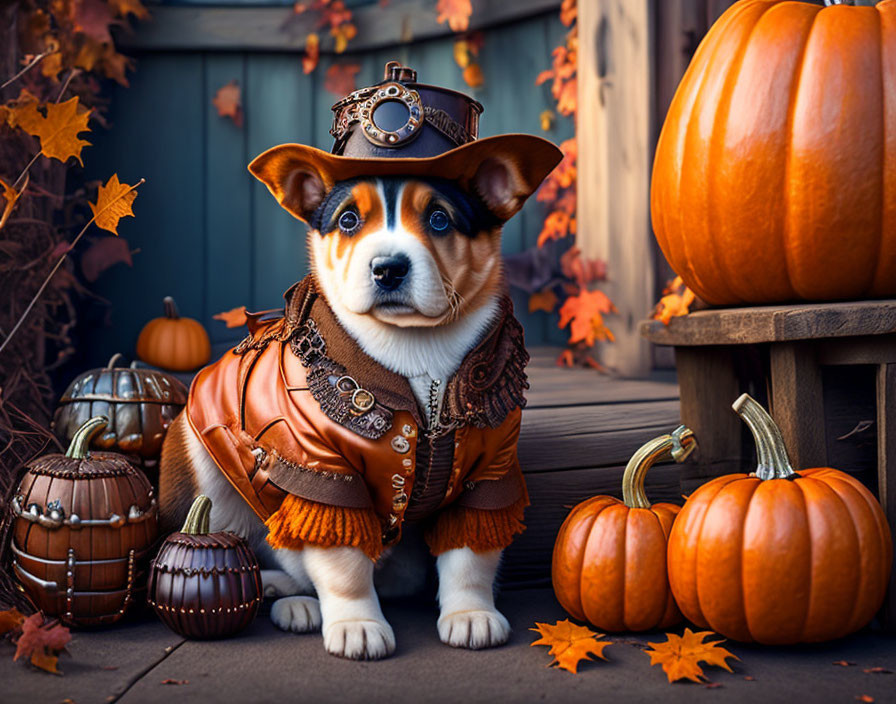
11,416 -> 159,626
552,426 -> 696,632
651,0 -> 896,305
148,495 -> 262,639
53,353 -> 188,468
667,394 -> 893,644
136,296 -> 211,372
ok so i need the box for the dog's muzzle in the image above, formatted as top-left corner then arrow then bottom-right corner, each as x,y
370,255 -> 410,292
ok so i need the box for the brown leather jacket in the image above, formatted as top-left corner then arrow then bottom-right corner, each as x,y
187,276 -> 529,558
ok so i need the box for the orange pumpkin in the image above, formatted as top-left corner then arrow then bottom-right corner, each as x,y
651,0 -> 896,305
668,394 -> 893,644
136,296 -> 211,372
552,426 -> 696,632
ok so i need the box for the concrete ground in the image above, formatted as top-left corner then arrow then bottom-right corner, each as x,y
2,588 -> 895,704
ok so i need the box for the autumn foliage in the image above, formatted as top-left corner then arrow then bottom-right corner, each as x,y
530,619 -> 611,674
644,629 -> 738,683
1,608 -> 72,675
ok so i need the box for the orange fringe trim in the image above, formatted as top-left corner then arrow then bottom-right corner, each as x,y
424,496 -> 528,556
265,494 -> 383,560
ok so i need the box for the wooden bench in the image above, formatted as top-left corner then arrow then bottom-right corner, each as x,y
642,300 -> 896,626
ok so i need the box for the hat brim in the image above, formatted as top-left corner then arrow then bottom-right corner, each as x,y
250,133 -> 562,188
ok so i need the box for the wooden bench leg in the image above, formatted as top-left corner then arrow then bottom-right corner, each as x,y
878,363 -> 896,631
769,341 -> 826,469
675,346 -> 743,490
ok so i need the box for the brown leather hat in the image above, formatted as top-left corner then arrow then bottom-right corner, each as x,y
249,61 -> 563,221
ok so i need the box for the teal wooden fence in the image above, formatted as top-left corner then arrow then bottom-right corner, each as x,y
85,2 -> 571,365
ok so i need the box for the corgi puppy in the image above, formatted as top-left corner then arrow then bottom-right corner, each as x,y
159,136 -> 560,660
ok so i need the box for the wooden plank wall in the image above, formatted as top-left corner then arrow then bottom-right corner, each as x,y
84,7 -> 573,366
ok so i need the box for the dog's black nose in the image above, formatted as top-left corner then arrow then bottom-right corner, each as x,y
371,255 -> 410,291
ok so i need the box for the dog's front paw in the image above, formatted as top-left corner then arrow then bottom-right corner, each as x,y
323,619 -> 395,660
271,596 -> 322,633
438,609 -> 510,650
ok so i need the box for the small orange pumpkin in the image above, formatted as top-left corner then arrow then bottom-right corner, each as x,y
136,296 -> 211,372
552,426 -> 696,632
651,0 -> 896,305
667,394 -> 893,644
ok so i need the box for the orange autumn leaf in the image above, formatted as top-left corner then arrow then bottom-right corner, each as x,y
331,22 -> 357,53
537,210 -> 573,247
539,109 -> 554,132
462,63 -> 484,88
652,275 -> 696,325
529,289 -> 558,314
0,608 -> 26,635
303,33 -> 320,74
13,613 -> 72,675
560,0 -> 577,26
89,174 -> 140,235
11,96 -> 92,165
644,628 -> 738,684
212,80 -> 243,128
436,0 -> 472,32
453,39 -> 472,68
0,175 -> 27,232
213,306 -> 248,328
324,63 -> 360,97
530,619 -> 611,674
558,288 -> 615,347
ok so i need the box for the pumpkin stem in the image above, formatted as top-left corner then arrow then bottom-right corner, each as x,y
622,425 -> 696,509
732,394 -> 798,480
163,296 -> 180,320
182,495 -> 212,534
823,1 -> 856,5
106,353 -> 124,369
65,416 -> 108,459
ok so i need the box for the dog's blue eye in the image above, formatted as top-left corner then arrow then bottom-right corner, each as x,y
429,209 -> 450,233
338,209 -> 361,233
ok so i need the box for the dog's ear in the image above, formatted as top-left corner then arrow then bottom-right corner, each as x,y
248,145 -> 333,224
463,138 -> 563,223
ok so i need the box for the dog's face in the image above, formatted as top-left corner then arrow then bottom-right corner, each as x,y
249,140 -> 561,328
306,177 -> 502,328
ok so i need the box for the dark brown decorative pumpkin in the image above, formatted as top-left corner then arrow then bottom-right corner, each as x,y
11,416 -> 159,627
148,495 -> 262,639
53,353 -> 188,469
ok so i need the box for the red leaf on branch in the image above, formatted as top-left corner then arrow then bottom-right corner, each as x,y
436,0 -> 473,32
81,236 -> 133,281
537,210 -> 574,247
560,247 -> 606,287
212,80 -> 243,128
324,63 -> 360,97
73,0 -> 115,44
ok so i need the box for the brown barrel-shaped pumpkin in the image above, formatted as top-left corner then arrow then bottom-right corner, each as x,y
137,296 -> 211,372
11,416 -> 159,626
53,353 -> 188,468
667,394 -> 893,644
148,495 -> 262,639
552,426 -> 696,632
651,0 -> 896,305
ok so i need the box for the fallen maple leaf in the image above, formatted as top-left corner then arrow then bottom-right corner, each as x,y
529,289 -> 557,314
644,628 -> 738,684
324,63 -> 360,97
652,275 -> 696,325
558,288 -> 615,347
0,608 -> 26,635
213,306 -> 248,328
161,679 -> 189,685
303,33 -> 320,74
863,667 -> 893,674
10,96 -> 92,165
13,613 -> 71,675
856,697 -> 875,703
835,661 -> 857,667
437,0 -> 473,32
89,174 -> 140,235
530,619 -> 611,674
212,80 -> 243,128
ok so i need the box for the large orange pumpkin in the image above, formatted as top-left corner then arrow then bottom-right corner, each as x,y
136,296 -> 211,372
552,426 -> 696,632
651,0 -> 896,305
667,394 -> 893,644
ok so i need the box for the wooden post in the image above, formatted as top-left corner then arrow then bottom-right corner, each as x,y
577,0 -> 654,377
878,363 -> 896,630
